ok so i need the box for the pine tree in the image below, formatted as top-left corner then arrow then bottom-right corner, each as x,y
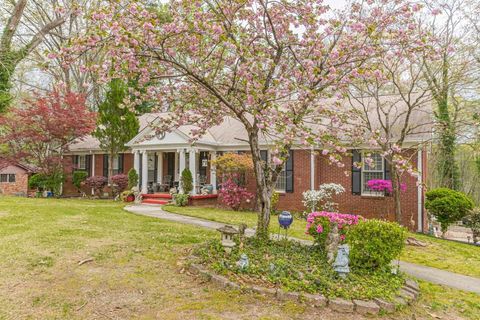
94,79 -> 139,180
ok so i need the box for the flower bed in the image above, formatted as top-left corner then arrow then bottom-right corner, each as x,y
193,237 -> 405,301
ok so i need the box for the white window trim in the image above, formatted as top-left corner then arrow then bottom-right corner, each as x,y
78,155 -> 87,170
361,151 -> 385,196
0,173 -> 16,183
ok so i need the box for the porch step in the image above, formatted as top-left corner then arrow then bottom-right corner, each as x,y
141,193 -> 172,199
142,199 -> 170,205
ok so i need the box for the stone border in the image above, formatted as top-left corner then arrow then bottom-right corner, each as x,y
188,259 -> 420,315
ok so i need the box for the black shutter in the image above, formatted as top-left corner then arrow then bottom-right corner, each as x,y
352,150 -> 362,195
119,154 -> 124,174
85,155 -> 92,177
72,155 -> 78,173
285,150 -> 294,193
384,158 -> 391,181
154,153 -> 158,183
260,150 -> 268,166
103,154 -> 109,177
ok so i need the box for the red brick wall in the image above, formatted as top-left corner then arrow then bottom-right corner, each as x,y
0,165 -> 29,195
241,149 -> 423,231
317,149 -> 422,231
63,153 -> 134,196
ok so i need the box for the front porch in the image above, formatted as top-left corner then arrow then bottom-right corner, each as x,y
133,148 -> 218,196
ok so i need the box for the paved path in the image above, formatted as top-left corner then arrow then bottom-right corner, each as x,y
125,204 -> 480,294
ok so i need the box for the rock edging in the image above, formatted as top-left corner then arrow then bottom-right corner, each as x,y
188,261 -> 420,315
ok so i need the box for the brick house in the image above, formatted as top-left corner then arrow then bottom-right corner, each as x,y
65,110 -> 429,232
0,159 -> 36,196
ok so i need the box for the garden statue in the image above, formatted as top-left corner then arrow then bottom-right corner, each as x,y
236,253 -> 249,270
333,244 -> 350,279
326,223 -> 340,264
132,186 -> 141,203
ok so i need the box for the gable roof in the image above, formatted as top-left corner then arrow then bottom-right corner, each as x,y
0,158 -> 37,173
67,95 -> 432,153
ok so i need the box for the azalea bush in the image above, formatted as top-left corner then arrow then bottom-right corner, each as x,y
111,174 -> 129,195
85,176 -> 108,197
367,179 -> 406,194
306,211 -> 361,248
302,183 -> 345,212
347,219 -> 407,271
218,178 -> 253,211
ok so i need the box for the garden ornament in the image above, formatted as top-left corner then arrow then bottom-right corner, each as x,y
277,211 -> 293,240
236,253 -> 249,270
333,244 -> 350,279
326,223 -> 340,264
217,225 -> 239,254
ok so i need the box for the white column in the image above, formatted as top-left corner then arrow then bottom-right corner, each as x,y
417,148 -> 423,232
157,152 -> 163,184
210,151 -> 217,193
189,148 -> 197,195
91,153 -> 96,195
141,150 -> 148,194
310,147 -> 315,190
133,151 -> 139,177
178,149 -> 186,192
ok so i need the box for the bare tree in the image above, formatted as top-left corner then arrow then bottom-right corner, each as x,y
0,0 -> 70,112
347,26 -> 435,225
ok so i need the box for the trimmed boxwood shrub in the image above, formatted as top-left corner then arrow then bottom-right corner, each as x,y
174,193 -> 189,206
72,171 -> 88,193
425,188 -> 474,234
347,219 -> 407,271
181,168 -> 193,194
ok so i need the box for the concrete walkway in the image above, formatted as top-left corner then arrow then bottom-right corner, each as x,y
125,204 -> 480,294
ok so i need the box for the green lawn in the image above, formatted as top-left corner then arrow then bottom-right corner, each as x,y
163,205 -> 480,278
0,197 -> 478,319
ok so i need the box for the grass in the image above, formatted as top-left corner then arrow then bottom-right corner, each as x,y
163,205 -> 480,278
0,197 -> 478,319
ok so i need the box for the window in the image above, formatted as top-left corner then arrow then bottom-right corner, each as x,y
275,167 -> 287,192
78,155 -> 86,170
111,156 -> 120,175
361,152 -> 384,195
0,174 -> 15,183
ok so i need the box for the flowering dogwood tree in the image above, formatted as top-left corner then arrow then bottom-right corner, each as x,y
66,0 -> 429,238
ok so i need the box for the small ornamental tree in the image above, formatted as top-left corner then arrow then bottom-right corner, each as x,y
72,171 -> 88,193
0,90 -> 96,183
302,183 -> 345,212
85,176 -> 108,197
127,168 -> 139,189
218,178 -> 254,211
180,168 -> 193,194
462,208 -> 480,244
111,174 -> 129,195
67,0 -> 433,238
425,188 -> 475,236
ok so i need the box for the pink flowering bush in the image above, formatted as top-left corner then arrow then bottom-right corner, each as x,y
306,212 -> 362,248
218,178 -> 254,211
367,179 -> 406,194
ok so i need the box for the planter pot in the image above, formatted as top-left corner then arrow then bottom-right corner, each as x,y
125,195 -> 135,202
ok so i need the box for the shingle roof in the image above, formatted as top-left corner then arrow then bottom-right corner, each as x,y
68,95 -> 432,152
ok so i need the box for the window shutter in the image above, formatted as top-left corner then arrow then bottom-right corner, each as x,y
119,154 -> 124,174
352,150 -> 362,195
85,155 -> 92,177
153,153 -> 158,183
72,155 -> 78,173
384,158 -> 391,181
285,150 -> 294,193
103,154 -> 109,177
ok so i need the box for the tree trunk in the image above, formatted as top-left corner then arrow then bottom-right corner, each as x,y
391,168 -> 403,225
109,152 -> 114,183
248,131 -> 273,240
